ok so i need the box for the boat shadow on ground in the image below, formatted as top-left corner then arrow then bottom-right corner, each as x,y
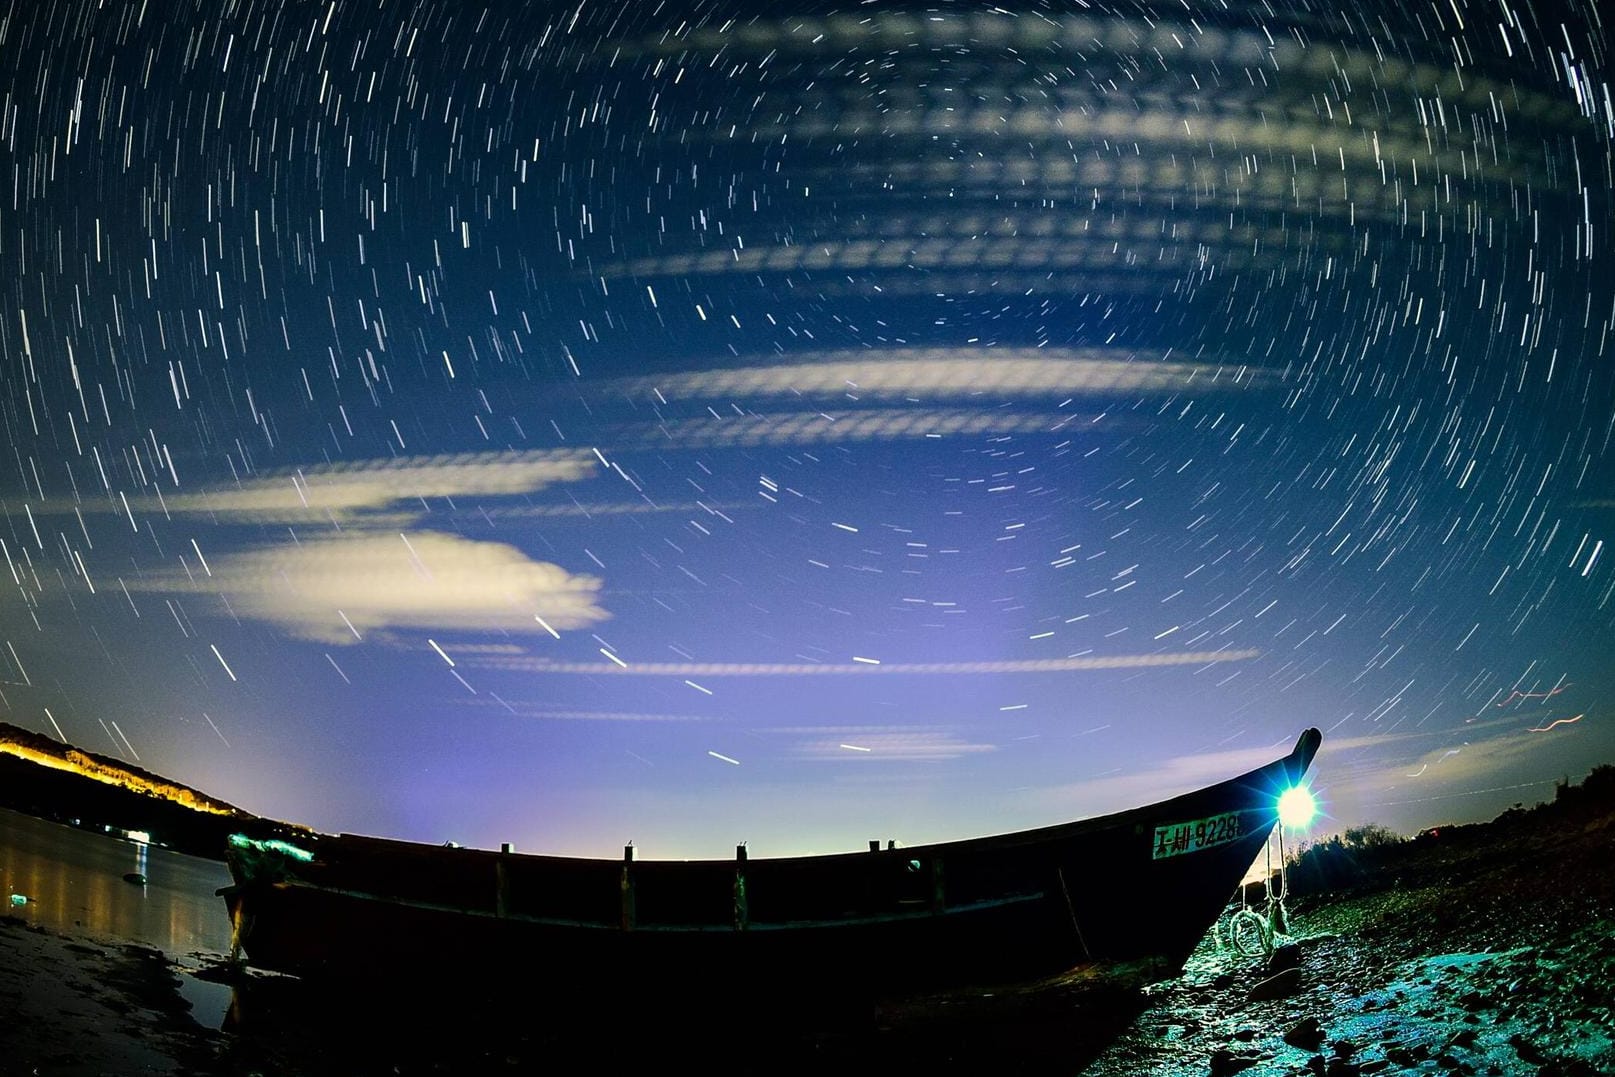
196,957 -> 1157,1075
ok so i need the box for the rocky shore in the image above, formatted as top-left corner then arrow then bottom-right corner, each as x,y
1083,774 -> 1615,1077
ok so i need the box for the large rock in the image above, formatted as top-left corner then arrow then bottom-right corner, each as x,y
1267,941 -> 1303,973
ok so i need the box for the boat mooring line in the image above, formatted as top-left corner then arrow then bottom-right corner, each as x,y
1056,867 -> 1092,960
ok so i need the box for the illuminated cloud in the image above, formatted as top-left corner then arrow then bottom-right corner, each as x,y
130,531 -> 608,645
609,231 -> 1276,280
627,13 -> 1584,163
609,349 -> 1275,403
463,650 -> 1261,676
593,12 -> 1592,299
52,450 -> 598,525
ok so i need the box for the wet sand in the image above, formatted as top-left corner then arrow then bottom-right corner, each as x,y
3,789 -> 1611,1076
0,915 -> 216,1077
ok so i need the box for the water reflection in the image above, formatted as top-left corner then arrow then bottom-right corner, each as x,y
0,806 -> 232,957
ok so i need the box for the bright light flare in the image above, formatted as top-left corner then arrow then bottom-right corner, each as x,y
1277,786 -> 1318,829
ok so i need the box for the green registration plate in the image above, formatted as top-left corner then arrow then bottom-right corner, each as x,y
1151,810 -> 1244,859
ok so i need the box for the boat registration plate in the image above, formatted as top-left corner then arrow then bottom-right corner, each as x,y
1151,810 -> 1244,859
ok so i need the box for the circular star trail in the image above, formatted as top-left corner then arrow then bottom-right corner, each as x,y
1,0 -> 1611,855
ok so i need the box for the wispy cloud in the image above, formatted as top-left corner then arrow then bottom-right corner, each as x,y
620,15 -> 1572,180
1319,726 -> 1594,811
463,650 -> 1260,676
456,700 -> 717,722
42,450 -> 598,525
607,350 -> 1275,402
128,531 -> 609,645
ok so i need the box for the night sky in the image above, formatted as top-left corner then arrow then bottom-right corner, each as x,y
2,0 -> 1611,860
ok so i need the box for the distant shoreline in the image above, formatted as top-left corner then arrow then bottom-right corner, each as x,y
1,720 -> 260,861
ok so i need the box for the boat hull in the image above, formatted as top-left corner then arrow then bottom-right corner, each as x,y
221,729 -> 1321,994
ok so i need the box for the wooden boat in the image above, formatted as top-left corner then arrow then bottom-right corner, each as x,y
219,728 -> 1321,998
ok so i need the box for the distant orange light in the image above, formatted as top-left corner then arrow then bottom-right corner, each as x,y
0,743 -> 235,815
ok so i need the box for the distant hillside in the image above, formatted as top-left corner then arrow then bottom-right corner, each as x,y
1285,764 -> 1615,898
0,721 -> 262,860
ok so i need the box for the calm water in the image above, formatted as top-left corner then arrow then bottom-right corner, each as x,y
0,805 -> 233,958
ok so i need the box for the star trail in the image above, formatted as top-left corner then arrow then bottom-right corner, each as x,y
1,0 -> 1611,857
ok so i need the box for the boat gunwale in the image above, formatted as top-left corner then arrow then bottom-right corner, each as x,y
243,727 -> 1322,872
